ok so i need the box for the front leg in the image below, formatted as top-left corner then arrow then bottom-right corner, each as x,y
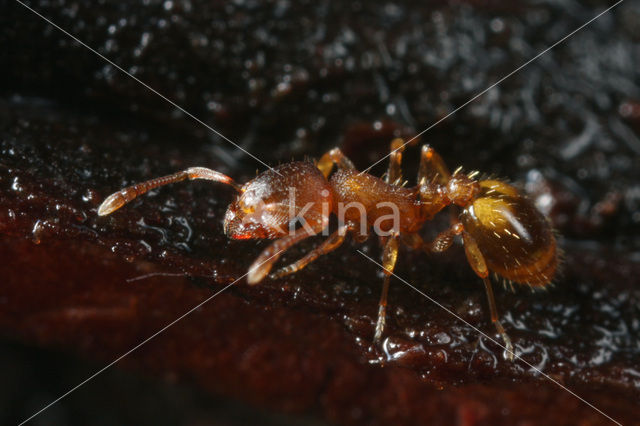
270,224 -> 350,279
247,227 -> 319,284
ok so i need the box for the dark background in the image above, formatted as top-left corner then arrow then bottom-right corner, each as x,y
1,0 -> 639,425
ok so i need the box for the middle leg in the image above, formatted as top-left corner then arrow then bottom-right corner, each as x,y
317,148 -> 355,179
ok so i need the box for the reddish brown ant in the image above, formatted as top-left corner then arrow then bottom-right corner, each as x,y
98,140 -> 558,360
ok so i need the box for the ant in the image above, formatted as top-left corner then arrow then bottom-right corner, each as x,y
98,139 -> 558,360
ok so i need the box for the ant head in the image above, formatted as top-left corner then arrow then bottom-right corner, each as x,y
223,162 -> 333,240
223,178 -> 290,240
446,172 -> 480,207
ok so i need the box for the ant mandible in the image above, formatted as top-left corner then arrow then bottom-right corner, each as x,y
98,139 -> 558,360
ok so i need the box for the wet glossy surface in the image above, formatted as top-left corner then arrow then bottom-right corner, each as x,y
3,0 -> 640,424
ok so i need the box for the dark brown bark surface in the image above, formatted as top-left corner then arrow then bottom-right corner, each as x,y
2,0 -> 639,424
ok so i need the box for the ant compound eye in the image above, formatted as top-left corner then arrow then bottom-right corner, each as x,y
242,204 -> 256,214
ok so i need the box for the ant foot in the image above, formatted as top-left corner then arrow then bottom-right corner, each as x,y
500,332 -> 515,361
373,304 -> 387,343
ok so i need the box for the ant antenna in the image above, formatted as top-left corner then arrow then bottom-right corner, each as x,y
98,167 -> 241,216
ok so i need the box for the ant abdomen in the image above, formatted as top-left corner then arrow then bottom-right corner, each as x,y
460,180 -> 557,287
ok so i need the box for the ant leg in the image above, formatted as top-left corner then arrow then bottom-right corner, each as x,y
482,277 -> 515,361
461,231 -> 515,361
98,167 -> 241,216
269,224 -> 350,279
401,223 -> 464,253
417,145 -> 451,186
247,227 -> 319,284
317,148 -> 356,179
374,236 -> 399,342
404,227 -> 514,360
417,145 -> 458,224
385,138 -> 405,185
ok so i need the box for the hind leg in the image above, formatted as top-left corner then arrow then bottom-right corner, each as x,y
461,231 -> 515,361
402,226 -> 515,360
374,236 -> 399,342
401,223 -> 464,253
